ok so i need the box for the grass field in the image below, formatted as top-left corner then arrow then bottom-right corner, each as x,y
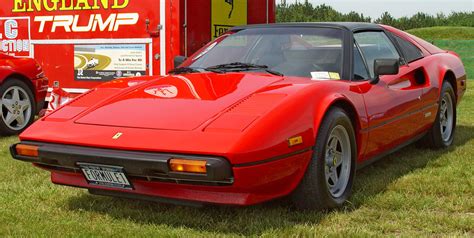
408,27 -> 474,41
0,28 -> 473,237
408,27 -> 474,78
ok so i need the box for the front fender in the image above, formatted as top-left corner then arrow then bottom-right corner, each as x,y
310,84 -> 369,161
229,81 -> 369,165
0,58 -> 40,83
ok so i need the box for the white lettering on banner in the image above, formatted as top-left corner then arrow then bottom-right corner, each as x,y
34,13 -> 139,33
4,20 -> 18,39
52,15 -> 74,32
0,18 -> 31,55
113,13 -> 138,31
1,40 -> 30,52
35,16 -> 54,32
93,14 -> 116,31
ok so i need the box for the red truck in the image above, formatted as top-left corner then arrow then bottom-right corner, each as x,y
0,0 -> 275,110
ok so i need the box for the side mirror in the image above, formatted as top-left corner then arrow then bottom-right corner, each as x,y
174,55 -> 187,68
370,59 -> 400,84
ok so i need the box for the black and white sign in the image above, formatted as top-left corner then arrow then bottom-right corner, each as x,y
78,163 -> 133,190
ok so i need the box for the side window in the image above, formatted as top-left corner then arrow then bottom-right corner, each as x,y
392,34 -> 424,63
353,43 -> 370,80
354,31 -> 400,78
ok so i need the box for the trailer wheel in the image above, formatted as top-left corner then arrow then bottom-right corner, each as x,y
0,79 -> 36,136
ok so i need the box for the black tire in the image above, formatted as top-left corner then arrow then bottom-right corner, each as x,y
0,79 -> 36,136
291,107 -> 357,210
421,81 -> 456,149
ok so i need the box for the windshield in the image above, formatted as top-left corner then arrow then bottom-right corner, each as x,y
182,27 -> 344,78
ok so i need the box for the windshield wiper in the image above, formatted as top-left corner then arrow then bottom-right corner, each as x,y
168,66 -> 225,75
206,62 -> 284,76
168,67 -> 201,75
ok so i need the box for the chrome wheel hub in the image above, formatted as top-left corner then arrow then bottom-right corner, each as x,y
440,92 -> 454,142
325,125 -> 351,198
1,86 -> 32,131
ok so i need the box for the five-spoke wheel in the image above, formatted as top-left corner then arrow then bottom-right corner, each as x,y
292,107 -> 356,210
325,125 -> 352,198
0,79 -> 36,135
439,92 -> 454,143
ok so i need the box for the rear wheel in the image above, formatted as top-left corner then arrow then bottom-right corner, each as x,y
291,107 -> 356,210
422,81 -> 456,148
0,79 -> 36,136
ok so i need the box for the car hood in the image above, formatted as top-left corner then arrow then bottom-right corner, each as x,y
71,73 -> 283,131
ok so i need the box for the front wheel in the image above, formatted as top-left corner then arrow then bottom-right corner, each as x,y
0,79 -> 36,136
291,107 -> 357,210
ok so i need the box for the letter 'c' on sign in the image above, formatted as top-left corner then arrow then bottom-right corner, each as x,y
5,20 -> 19,39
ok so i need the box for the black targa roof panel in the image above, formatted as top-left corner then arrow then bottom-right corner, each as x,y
232,22 -> 383,32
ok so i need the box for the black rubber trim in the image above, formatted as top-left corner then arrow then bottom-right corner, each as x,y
357,132 -> 426,169
10,141 -> 233,184
233,147 -> 312,168
231,22 -> 383,32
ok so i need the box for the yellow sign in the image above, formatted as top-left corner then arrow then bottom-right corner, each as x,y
211,0 -> 247,40
329,72 -> 341,80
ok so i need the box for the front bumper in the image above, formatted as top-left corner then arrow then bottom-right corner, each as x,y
11,142 -> 233,185
11,142 -> 312,206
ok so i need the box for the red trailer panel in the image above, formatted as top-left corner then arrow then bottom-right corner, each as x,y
0,0 -> 275,110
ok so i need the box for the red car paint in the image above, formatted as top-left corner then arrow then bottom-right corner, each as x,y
14,24 -> 466,206
0,53 -> 48,114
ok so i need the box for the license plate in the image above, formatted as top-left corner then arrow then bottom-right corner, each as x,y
78,163 -> 133,190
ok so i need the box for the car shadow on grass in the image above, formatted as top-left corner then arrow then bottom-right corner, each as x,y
65,125 -> 474,236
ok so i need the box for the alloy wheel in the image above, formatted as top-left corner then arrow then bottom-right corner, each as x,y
1,86 -> 32,131
325,125 -> 352,198
439,92 -> 454,143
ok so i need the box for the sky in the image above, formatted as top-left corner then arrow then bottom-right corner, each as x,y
282,0 -> 474,20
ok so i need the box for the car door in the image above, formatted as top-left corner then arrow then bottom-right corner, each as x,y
353,31 -> 425,160
390,33 -> 435,130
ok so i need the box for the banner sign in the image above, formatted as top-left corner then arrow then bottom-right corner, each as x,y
211,0 -> 247,40
7,0 -> 141,39
0,17 -> 31,57
74,44 -> 146,81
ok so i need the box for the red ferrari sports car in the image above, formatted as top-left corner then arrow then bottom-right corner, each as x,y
11,23 -> 466,210
0,54 -> 48,135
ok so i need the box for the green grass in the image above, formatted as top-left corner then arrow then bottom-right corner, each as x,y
408,27 -> 474,41
408,27 -> 474,78
1,28 -> 473,237
431,40 -> 474,79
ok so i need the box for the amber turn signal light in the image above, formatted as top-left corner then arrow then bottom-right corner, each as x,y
169,158 -> 207,174
15,144 -> 39,157
288,135 -> 303,147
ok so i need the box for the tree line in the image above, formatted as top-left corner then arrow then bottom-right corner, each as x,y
276,1 -> 474,30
